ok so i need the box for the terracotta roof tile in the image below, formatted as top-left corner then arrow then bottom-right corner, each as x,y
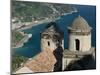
24,49 -> 57,72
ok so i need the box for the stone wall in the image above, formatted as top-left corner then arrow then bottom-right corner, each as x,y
68,33 -> 91,52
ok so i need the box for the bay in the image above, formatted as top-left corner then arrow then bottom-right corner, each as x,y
13,5 -> 96,58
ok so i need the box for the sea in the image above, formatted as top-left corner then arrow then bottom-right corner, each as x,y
13,5 -> 96,58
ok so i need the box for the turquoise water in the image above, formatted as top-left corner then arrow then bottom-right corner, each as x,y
13,5 -> 96,58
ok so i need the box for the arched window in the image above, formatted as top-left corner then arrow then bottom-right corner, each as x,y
75,39 -> 80,51
48,41 -> 50,46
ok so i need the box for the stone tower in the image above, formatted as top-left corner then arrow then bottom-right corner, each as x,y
41,22 -> 64,52
68,15 -> 92,52
63,15 -> 95,70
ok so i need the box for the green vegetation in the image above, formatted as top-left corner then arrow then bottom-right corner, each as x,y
12,1 -> 53,22
12,30 -> 25,47
12,1 -> 76,22
12,55 -> 28,72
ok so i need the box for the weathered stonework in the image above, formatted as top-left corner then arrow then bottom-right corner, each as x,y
14,16 -> 95,74
62,15 -> 95,70
68,33 -> 91,52
41,22 -> 64,52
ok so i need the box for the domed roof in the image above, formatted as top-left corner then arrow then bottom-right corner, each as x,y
69,15 -> 92,32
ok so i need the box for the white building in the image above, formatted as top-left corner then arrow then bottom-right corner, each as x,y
63,15 -> 95,70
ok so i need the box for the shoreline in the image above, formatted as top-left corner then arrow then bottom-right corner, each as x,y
13,10 -> 77,49
17,18 -> 55,31
12,33 -> 32,48
17,10 -> 78,31
62,9 -> 77,16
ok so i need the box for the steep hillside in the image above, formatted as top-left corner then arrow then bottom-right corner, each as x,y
12,1 -> 76,22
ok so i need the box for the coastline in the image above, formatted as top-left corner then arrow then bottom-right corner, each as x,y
12,33 -> 32,48
17,18 -> 55,31
12,10 -> 77,49
17,9 -> 78,31
62,9 -> 78,16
